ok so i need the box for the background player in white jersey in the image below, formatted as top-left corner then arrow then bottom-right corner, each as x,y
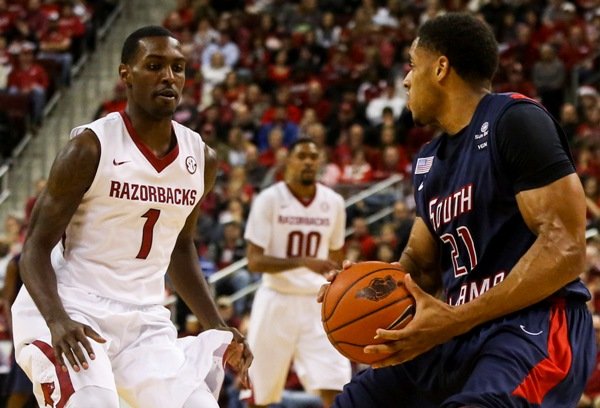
10,26 -> 251,408
243,138 -> 351,407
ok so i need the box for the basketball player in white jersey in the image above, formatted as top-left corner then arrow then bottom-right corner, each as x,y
11,26 -> 251,408
244,138 -> 351,407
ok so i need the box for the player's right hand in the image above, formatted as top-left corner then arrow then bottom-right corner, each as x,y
304,257 -> 340,275
316,259 -> 354,303
222,327 -> 253,388
48,316 -> 106,373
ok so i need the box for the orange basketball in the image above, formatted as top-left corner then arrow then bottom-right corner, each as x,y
321,261 -> 415,365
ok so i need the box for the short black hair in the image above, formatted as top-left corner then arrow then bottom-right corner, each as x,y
121,25 -> 176,64
288,137 -> 317,154
417,13 -> 498,83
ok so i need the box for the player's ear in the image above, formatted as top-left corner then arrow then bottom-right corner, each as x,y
435,56 -> 449,81
119,63 -> 132,88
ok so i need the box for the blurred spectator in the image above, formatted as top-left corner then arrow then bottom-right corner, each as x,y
2,214 -> 23,256
503,23 -> 540,75
37,13 -> 73,88
576,86 -> 600,145
495,62 -> 537,99
93,81 -> 126,119
223,71 -> 245,104
560,102 -> 580,144
260,146 -> 287,189
297,107 -> 318,138
340,149 -> 373,184
7,42 -> 48,126
583,174 -> 600,227
173,87 -> 199,128
347,216 -> 377,260
317,148 -> 341,187
226,126 -> 248,168
206,221 -> 252,315
334,123 -> 373,168
315,11 -> 341,49
532,43 -> 565,118
232,103 -> 257,141
301,80 -> 332,123
56,0 -> 86,61
388,200 -> 414,254
243,142 -> 267,190
218,197 -> 247,229
258,126 -> 284,168
266,48 -> 291,86
256,105 -> 299,151
261,85 -> 302,124
23,0 -> 47,38
201,51 -> 230,109
193,17 -> 219,52
375,241 -> 396,263
372,144 -> 409,181
0,34 -> 11,89
201,30 -> 240,68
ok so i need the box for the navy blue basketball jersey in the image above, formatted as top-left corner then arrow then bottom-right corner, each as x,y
413,93 -> 590,306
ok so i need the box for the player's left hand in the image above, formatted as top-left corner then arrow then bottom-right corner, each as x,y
316,259 -> 354,303
363,274 -> 463,368
223,328 -> 253,387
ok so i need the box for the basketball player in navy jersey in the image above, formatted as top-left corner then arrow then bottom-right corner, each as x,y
10,26 -> 251,408
321,13 -> 596,407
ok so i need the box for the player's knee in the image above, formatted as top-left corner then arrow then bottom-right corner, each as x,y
182,386 -> 219,408
64,386 -> 119,408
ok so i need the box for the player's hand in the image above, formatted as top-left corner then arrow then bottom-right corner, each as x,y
316,260 -> 354,303
363,274 -> 462,368
223,328 -> 253,388
48,316 -> 106,373
304,257 -> 340,276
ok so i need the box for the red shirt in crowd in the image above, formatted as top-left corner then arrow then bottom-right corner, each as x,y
8,62 -> 49,92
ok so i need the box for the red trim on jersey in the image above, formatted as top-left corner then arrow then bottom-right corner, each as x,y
284,183 -> 316,207
32,340 -> 75,408
512,299 -> 572,404
119,111 -> 179,173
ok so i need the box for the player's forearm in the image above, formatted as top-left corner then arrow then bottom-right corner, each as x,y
246,254 -> 307,274
19,245 -> 70,324
453,226 -> 585,335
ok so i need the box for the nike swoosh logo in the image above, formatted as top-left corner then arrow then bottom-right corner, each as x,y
519,325 -> 543,336
113,159 -> 130,166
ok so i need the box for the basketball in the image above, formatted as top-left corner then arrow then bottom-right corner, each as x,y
321,261 -> 415,365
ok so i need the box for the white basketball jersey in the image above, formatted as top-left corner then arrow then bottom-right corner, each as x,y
244,181 -> 345,295
51,111 -> 205,305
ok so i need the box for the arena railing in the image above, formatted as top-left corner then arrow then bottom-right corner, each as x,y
209,173 -> 407,303
0,164 -> 9,206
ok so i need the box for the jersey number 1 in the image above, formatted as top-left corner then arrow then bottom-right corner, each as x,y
137,208 -> 161,259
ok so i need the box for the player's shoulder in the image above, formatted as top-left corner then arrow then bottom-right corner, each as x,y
317,183 -> 344,204
70,111 -> 122,139
172,120 -> 205,144
254,182 -> 281,202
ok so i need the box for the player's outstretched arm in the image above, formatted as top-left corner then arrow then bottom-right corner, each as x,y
167,145 -> 252,384
20,130 -> 106,372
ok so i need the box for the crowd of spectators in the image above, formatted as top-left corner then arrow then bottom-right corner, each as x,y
0,0 -> 600,406
0,0 -> 117,162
